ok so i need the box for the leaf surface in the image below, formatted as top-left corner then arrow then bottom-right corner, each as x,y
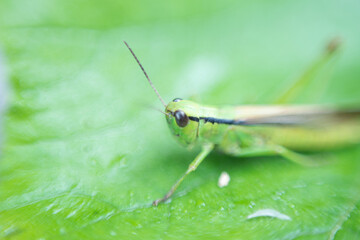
1,0 -> 360,239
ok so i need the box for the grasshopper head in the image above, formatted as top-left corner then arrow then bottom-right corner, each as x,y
165,98 -> 200,146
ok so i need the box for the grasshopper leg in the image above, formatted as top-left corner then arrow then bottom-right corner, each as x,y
274,37 -> 341,104
271,145 -> 329,167
233,145 -> 330,167
153,143 -> 214,206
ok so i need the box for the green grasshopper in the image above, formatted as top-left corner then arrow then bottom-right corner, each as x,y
124,40 -> 360,206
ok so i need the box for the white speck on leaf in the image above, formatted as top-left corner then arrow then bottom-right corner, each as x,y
66,210 -> 77,218
247,209 -> 292,221
218,171 -> 230,188
105,210 -> 115,219
45,203 -> 55,211
198,202 -> 206,208
52,208 -> 62,214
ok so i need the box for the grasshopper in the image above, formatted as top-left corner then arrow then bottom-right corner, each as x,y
124,39 -> 360,206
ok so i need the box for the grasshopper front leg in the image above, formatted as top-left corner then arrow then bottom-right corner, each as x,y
153,143 -> 214,206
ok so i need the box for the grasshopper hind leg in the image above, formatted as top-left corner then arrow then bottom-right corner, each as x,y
224,141 -> 330,167
234,144 -> 330,167
271,145 -> 332,167
269,145 -> 317,166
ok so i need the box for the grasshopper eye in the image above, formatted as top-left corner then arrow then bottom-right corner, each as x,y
174,110 -> 189,127
173,98 -> 182,102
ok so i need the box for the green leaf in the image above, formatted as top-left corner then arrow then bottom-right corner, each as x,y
1,0 -> 360,239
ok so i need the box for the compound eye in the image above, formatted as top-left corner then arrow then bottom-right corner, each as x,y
174,110 -> 189,127
173,98 -> 183,102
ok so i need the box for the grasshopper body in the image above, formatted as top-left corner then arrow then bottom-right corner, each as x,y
166,101 -> 360,154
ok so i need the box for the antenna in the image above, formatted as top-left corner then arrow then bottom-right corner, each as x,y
124,41 -> 167,108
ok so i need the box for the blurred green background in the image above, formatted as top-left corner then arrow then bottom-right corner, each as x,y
1,0 -> 360,239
